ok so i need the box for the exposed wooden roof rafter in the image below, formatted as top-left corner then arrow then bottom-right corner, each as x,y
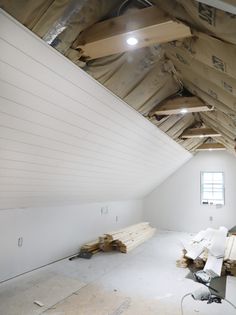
149,96 -> 213,116
196,142 -> 226,151
181,127 -> 221,139
73,6 -> 192,60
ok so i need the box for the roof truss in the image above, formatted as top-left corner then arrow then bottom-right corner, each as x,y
181,127 -> 221,139
150,96 -> 212,116
73,6 -> 191,60
196,143 -> 226,151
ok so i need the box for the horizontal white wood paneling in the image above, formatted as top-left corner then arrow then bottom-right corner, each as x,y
0,10 -> 191,209
0,200 -> 143,282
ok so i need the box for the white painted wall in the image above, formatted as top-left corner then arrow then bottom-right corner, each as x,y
144,151 -> 236,232
0,199 -> 143,282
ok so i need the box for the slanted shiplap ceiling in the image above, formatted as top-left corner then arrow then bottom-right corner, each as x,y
0,10 -> 191,209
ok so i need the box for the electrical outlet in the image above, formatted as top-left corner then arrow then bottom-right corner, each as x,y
101,206 -> 109,215
209,216 -> 213,222
18,237 -> 23,247
116,215 -> 118,223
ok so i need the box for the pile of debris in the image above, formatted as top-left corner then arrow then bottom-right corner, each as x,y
78,222 -> 156,258
177,227 -> 236,277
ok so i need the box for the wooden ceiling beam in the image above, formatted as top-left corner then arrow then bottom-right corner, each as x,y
196,143 -> 226,151
73,6 -> 191,60
181,127 -> 221,139
150,96 -> 212,116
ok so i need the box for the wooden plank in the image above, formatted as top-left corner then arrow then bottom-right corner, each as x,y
178,229 -> 236,275
181,127 -> 221,139
98,222 -> 156,253
204,227 -> 227,277
208,227 -> 228,258
185,243 -> 205,260
196,143 -> 226,151
229,236 -> 236,261
120,228 -> 156,253
150,96 -> 212,116
204,255 -> 223,277
73,6 -> 191,59
224,236 -> 235,261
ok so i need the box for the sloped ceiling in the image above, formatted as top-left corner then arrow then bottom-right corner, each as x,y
1,0 -> 234,156
0,10 -> 191,209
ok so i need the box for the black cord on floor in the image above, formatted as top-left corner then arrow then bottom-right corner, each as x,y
180,293 -> 236,315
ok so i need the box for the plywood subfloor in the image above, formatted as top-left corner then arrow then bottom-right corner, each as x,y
0,231 -> 236,315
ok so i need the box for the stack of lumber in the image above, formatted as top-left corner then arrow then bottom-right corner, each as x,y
80,222 -> 156,256
224,235 -> 236,276
204,227 -> 228,277
229,226 -> 236,236
80,239 -> 100,255
177,229 -> 236,277
100,222 -> 156,253
176,245 -> 208,268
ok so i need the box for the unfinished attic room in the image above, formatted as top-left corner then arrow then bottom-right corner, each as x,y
1,1 -> 236,315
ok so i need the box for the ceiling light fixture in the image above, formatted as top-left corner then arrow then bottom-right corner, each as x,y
180,108 -> 188,114
126,37 -> 138,46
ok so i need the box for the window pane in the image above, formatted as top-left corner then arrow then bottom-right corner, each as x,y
213,173 -> 223,181
201,172 -> 224,205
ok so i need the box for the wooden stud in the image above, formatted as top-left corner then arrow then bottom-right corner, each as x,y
196,143 -> 226,151
181,127 -> 221,139
73,6 -> 192,59
150,96 -> 212,116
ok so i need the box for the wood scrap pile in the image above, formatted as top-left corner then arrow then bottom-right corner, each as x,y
79,222 -> 156,256
176,227 -> 236,277
80,240 -> 100,256
224,235 -> 236,276
99,222 -> 156,253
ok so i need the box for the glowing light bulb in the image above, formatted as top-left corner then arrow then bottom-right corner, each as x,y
126,37 -> 138,46
180,108 -> 188,114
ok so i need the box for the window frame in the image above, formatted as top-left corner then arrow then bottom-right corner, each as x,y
200,171 -> 225,206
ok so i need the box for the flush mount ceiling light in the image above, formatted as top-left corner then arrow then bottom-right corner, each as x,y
180,108 -> 188,114
126,37 -> 138,46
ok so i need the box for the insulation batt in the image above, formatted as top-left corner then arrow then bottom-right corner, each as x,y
152,0 -> 236,44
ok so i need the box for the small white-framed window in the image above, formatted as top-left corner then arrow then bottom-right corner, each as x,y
200,172 -> 225,206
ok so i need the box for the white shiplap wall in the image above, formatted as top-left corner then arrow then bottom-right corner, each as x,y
0,10 -> 192,209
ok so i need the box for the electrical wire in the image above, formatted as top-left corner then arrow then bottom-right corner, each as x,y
117,0 -> 152,16
224,298 -> 236,310
180,293 -> 191,315
180,293 -> 236,315
117,0 -> 131,16
137,0 -> 153,6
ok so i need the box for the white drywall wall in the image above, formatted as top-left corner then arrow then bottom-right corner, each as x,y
0,10 -> 191,209
0,199 -> 143,282
144,151 -> 236,232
